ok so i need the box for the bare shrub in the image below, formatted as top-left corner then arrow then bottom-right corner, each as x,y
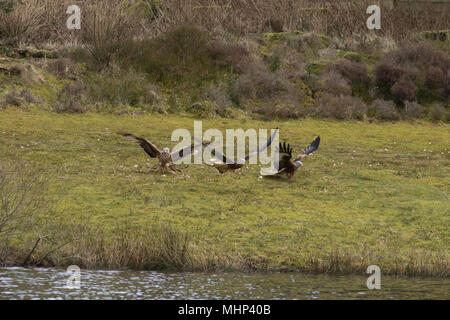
60,82 -> 84,96
0,160 -> 49,265
1,89 -> 37,107
53,99 -> 86,114
0,161 -> 47,235
375,42 -> 450,102
328,60 -> 370,87
38,0 -> 72,43
47,57 -> 77,79
81,0 -> 137,67
256,86 -> 311,119
374,62 -> 405,88
204,84 -> 233,115
145,84 -> 160,105
429,103 -> 445,121
383,42 -> 450,73
317,71 -> 352,96
0,0 -> 449,49
404,101 -> 423,118
0,0 -> 44,44
207,39 -> 256,74
391,77 -> 418,101
263,19 -> 283,33
237,70 -> 288,100
372,99 -> 400,120
317,93 -> 368,120
424,66 -> 445,91
53,82 -> 87,113
2,90 -> 22,106
124,25 -> 214,83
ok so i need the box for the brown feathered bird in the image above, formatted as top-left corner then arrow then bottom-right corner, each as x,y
209,128 -> 279,174
262,136 -> 320,179
120,133 -> 210,174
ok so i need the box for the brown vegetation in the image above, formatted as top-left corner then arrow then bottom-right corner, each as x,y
0,1 -> 448,121
317,93 -> 368,120
374,42 -> 450,103
1,88 -> 37,107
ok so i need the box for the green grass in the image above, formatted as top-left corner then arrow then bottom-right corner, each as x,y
0,107 -> 448,275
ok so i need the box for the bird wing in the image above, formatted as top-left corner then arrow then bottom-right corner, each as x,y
171,141 -> 212,162
208,128 -> 279,173
120,133 -> 161,158
278,141 -> 293,169
294,136 -> 320,161
242,128 -> 279,162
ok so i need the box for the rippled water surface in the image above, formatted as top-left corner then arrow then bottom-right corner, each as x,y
0,267 -> 449,299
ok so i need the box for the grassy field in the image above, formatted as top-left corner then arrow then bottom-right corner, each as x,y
0,107 -> 448,276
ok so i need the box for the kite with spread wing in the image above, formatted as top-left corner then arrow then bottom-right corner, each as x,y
207,128 -> 279,174
261,136 -> 320,179
120,133 -> 211,174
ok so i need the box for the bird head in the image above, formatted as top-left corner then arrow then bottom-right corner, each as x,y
163,147 -> 170,153
294,160 -> 303,168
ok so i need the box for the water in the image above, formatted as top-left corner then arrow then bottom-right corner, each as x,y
0,267 -> 448,300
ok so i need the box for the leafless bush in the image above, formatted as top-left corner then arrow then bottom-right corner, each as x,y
53,99 -> 86,114
0,0 -> 449,48
1,89 -> 37,107
47,57 -> 77,79
317,93 -> 368,120
429,103 -> 445,121
391,77 -> 418,102
375,42 -> 450,102
0,0 -> 44,44
424,66 -> 446,91
81,0 -> 137,67
404,101 -> 423,118
255,86 -> 311,119
145,84 -> 160,105
61,82 -> 84,96
207,39 -> 256,74
204,84 -> 233,114
20,88 -> 39,103
237,70 -> 289,101
374,62 -> 405,88
263,19 -> 284,33
2,90 -> 22,106
372,99 -> 399,120
328,60 -> 371,87
53,82 -> 87,113
0,160 -> 49,264
38,0 -> 73,43
317,71 -> 352,96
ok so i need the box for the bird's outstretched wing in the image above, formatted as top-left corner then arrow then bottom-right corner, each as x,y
120,133 -> 161,158
294,136 -> 320,161
260,141 -> 292,176
209,128 -> 279,173
278,141 -> 293,168
243,128 -> 279,162
171,141 -> 212,162
260,136 -> 320,176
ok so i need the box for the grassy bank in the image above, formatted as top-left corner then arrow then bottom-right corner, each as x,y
0,108 -> 448,276
0,0 -> 448,277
